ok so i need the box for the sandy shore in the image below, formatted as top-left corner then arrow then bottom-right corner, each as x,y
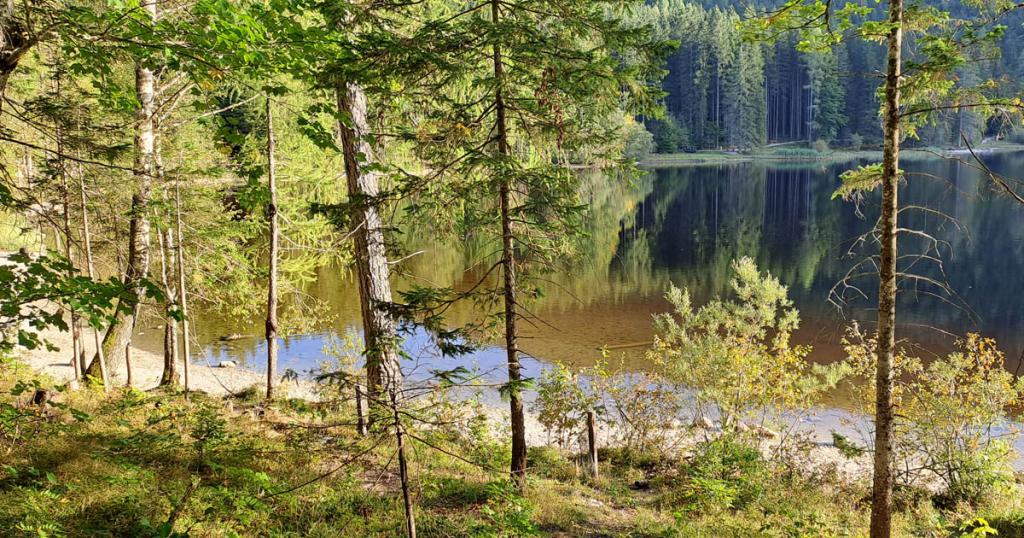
16,327 -> 319,400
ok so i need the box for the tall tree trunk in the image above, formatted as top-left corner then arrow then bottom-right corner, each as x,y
158,227 -> 179,386
78,164 -> 110,391
491,0 -> 527,491
175,181 -> 190,399
265,97 -> 279,400
870,1 -> 903,536
334,69 -> 410,537
85,0 -> 157,379
333,83 -> 400,408
55,78 -> 82,385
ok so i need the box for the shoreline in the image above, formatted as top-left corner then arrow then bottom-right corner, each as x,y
14,327 -> 875,481
637,143 -> 1024,168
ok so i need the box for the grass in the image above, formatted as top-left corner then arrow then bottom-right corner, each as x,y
3,363 -> 1024,537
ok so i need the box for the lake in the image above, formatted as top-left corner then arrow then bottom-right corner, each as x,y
140,150 -> 1024,385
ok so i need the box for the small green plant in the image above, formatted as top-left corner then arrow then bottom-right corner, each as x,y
959,517 -> 999,537
531,363 -> 595,449
479,481 -> 539,536
831,432 -> 865,459
672,436 -> 769,512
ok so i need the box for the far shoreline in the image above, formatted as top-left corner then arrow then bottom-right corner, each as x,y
637,142 -> 1024,168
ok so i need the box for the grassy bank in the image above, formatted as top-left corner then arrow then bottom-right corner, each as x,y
4,363 -> 1024,537
639,142 -> 1024,168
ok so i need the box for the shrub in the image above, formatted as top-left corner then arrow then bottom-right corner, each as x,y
623,120 -> 656,161
531,363 -> 595,449
650,258 -> 848,435
844,330 -> 1024,506
653,116 -> 689,153
670,436 -> 770,512
812,139 -> 830,153
590,359 -> 683,455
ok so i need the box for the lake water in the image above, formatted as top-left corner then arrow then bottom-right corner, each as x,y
142,150 -> 1024,386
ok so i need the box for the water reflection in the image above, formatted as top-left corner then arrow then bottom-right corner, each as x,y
162,152 -> 1024,379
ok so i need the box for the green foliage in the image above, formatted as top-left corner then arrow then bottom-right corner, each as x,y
653,116 -> 689,153
0,252 -> 153,354
843,330 -> 1024,506
651,257 -> 847,433
478,481 -> 539,537
831,432 -> 865,459
670,436 -> 770,512
959,517 -> 999,537
531,363 -> 595,449
623,119 -> 657,161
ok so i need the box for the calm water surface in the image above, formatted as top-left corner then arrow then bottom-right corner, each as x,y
140,151 -> 1024,386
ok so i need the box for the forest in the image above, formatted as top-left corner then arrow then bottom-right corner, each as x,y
3,0 -> 1024,536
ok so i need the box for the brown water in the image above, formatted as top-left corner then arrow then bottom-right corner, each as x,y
142,151 -> 1024,381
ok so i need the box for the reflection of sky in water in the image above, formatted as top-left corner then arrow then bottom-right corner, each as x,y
197,325 -> 548,384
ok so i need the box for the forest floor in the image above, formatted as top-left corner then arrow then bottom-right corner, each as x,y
639,141 -> 1024,167
5,353 -> 1024,536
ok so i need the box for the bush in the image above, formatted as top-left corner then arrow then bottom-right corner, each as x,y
652,116 -> 689,153
670,436 -> 770,512
812,139 -> 830,153
623,120 -> 656,161
590,359 -> 683,455
650,258 -> 848,435
849,133 -> 864,150
844,331 -> 1024,507
531,363 -> 595,449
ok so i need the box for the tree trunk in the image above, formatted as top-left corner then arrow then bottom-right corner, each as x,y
491,0 -> 527,491
55,88 -> 82,385
0,14 -> 33,118
870,1 -> 903,536
85,0 -> 157,379
78,164 -> 110,391
175,181 -> 190,399
158,228 -> 179,386
265,97 -> 279,400
333,82 -> 400,410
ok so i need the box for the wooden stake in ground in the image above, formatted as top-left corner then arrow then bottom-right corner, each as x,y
355,383 -> 367,437
587,410 -> 598,480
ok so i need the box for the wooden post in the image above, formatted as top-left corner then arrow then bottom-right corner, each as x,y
586,410 -> 598,480
355,383 -> 368,436
125,343 -> 133,388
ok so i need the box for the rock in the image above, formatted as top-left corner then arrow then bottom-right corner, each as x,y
219,333 -> 245,342
218,360 -> 237,368
751,424 -> 779,439
690,416 -> 715,430
629,480 -> 650,491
